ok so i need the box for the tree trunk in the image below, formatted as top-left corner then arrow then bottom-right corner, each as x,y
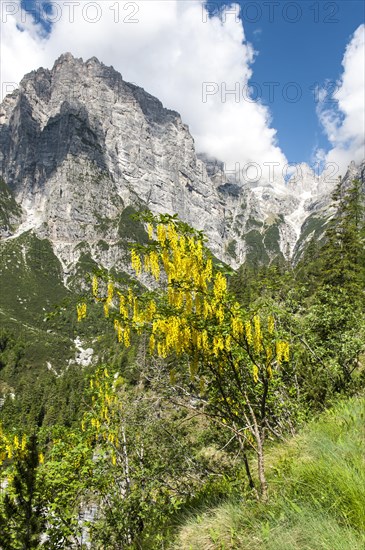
242,451 -> 259,501
244,392 -> 268,502
256,433 -> 268,503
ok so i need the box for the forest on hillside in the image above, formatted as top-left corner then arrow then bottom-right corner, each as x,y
0,178 -> 364,549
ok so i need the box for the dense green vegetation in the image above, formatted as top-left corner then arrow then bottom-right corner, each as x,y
174,397 -> 365,549
0,231 -> 73,367
0,178 -> 364,548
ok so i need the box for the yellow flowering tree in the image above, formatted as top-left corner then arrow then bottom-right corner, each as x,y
77,366 -> 208,547
84,214 -> 291,501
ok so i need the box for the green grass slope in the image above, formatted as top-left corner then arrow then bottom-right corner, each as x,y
0,231 -> 76,367
173,397 -> 365,550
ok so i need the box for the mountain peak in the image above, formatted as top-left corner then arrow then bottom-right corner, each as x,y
54,52 -> 78,65
1,55 -> 364,276
51,52 -> 102,73
52,53 -> 106,70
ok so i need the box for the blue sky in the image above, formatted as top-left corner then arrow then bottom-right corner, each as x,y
208,1 -> 364,164
7,1 -> 364,178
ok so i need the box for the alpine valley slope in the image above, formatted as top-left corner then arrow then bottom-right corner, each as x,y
0,53 -> 364,370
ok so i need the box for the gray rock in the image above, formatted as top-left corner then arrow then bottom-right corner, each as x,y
0,53 -> 364,276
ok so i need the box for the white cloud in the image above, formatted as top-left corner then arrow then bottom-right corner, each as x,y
316,24 -> 365,175
0,0 -> 288,184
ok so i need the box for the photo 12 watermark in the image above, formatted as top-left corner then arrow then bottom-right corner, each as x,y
1,1 -> 140,25
195,160 -> 341,185
202,2 -> 340,24
201,80 -> 340,104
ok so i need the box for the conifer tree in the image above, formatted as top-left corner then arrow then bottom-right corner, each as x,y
0,434 -> 45,550
320,178 -> 365,294
302,178 -> 365,389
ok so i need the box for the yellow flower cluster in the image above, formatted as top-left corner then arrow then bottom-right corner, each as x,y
77,302 -> 87,321
107,282 -> 114,304
145,300 -> 157,321
114,319 -> 131,347
80,277 -> 117,320
92,275 -> 99,300
104,281 -> 114,318
157,224 -> 167,246
131,249 -> 142,276
245,321 -> 253,345
213,272 -> 227,301
82,368 -> 121,461
212,335 -> 225,357
119,294 -> 129,320
232,315 -> 244,340
0,426 -> 27,464
147,223 -> 154,240
123,224 -> 218,352
151,317 -> 192,356
215,304 -> 225,324
253,315 -> 263,353
108,283 -> 159,346
144,251 -> 160,280
200,330 -> 210,353
137,223 -> 213,295
276,341 -> 290,364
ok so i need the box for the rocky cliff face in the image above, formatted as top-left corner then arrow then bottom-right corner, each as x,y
0,53 -> 364,281
0,53 -> 229,282
292,160 -> 365,262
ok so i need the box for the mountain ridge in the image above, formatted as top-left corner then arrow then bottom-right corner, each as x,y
1,52 -> 364,280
